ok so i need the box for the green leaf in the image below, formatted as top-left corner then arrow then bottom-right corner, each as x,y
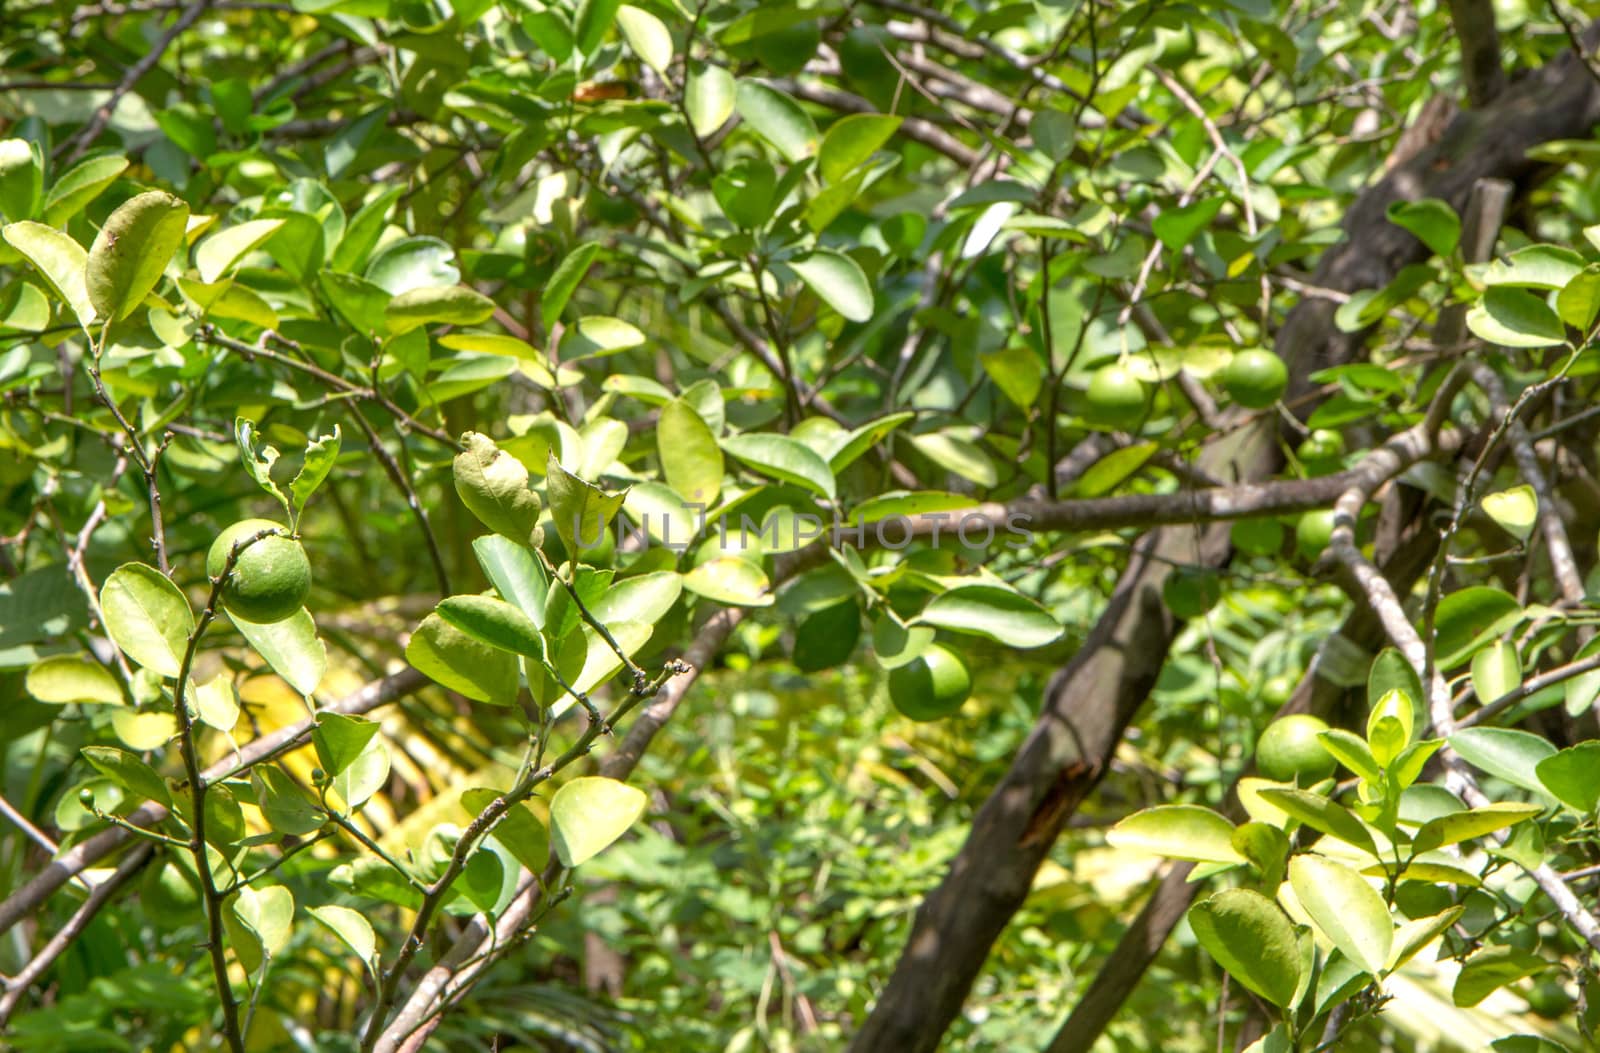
406,612 -> 521,706
289,425 -> 341,526
256,766 -> 324,836
86,190 -> 190,322
1288,855 -> 1393,976
907,431 -> 998,488
550,776 -> 648,867
915,585 -> 1063,649
734,80 -> 817,162
3,220 -> 96,329
822,412 -> 914,472
1557,265 -> 1600,331
99,563 -> 194,678
461,787 -> 550,874
542,241 -> 601,323
231,885 -> 294,972
1413,803 -> 1541,852
683,557 -> 773,607
686,63 -> 736,138
26,654 -> 123,705
818,114 -> 901,184
308,904 -> 377,978
1480,485 -> 1537,542
1470,640 -> 1522,704
1385,198 -> 1460,258
1105,805 -> 1243,864
384,284 -> 495,334
229,607 -> 326,697
1452,945 -> 1549,1007
43,155 -> 128,225
1366,686 -> 1415,765
1466,288 -> 1568,349
1388,905 -> 1465,971
793,600 -> 862,672
1535,741 -> 1600,813
1447,727 -> 1556,795
616,5 -> 672,74
365,235 -> 458,295
1482,245 -> 1585,289
1565,636 -> 1600,717
1434,587 -> 1522,669
472,535 -> 549,624
454,432 -> 542,547
1256,788 -> 1377,856
1153,197 -> 1225,251
1318,729 -> 1379,782
437,594 -> 546,660
0,139 -> 41,223
81,745 -> 170,806
659,400 -> 724,506
786,249 -> 873,322
589,571 -> 682,626
574,0 -> 622,53
194,218 -> 284,283
559,315 -> 646,359
313,713 -> 381,777
235,418 -> 290,516
720,433 -> 835,499
191,674 -> 239,732
1029,108 -> 1076,162
331,736 -> 389,811
1188,889 -> 1301,1007
546,454 -> 627,559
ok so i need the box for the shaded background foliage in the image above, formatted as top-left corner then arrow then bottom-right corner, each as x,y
2,0 -> 1600,1050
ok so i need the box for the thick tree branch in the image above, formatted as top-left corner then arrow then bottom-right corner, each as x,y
1445,0 -> 1507,106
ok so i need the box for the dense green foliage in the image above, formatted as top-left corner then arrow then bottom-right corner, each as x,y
3,0 -> 1600,1051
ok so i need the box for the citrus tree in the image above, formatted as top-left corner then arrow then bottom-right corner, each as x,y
3,1 -> 1600,1051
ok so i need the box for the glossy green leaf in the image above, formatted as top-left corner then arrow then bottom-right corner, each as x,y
1256,788 -> 1377,856
1465,287 -> 1567,349
461,787 -> 549,874
734,80 -> 817,162
87,190 -> 189,322
1452,945 -> 1549,1007
26,654 -> 123,705
916,585 -> 1062,649
1188,889 -> 1300,1007
720,433 -> 835,498
406,612 -> 521,706
659,399 -> 724,506
546,454 -> 627,558
786,249 -> 872,322
454,432 -> 542,547
1385,198 -> 1460,258
308,904 -> 377,977
256,766 -> 324,836
437,594 -> 546,659
617,5 -> 672,73
43,155 -> 127,225
1481,485 -> 1537,542
1105,805 -> 1243,864
550,776 -> 648,867
472,535 -> 549,623
1288,855 -> 1392,976
1434,587 -> 1522,669
0,139 -> 41,223
81,745 -> 170,806
1482,245 -> 1585,289
99,563 -> 194,678
385,284 -> 495,333
195,218 -> 284,283
542,241 -> 601,323
1470,640 -> 1522,705
818,114 -> 901,184
1534,741 -> 1600,813
289,425 -> 341,525
686,63 -> 736,138
3,220 -> 96,328
683,557 -> 773,607
1447,727 -> 1556,795
1413,803 -> 1541,852
230,607 -> 326,697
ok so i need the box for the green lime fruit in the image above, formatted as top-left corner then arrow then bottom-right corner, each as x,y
207,518 -> 311,624
1221,349 -> 1288,409
888,644 -> 972,722
1085,365 -> 1148,429
1299,428 -> 1345,464
1162,569 -> 1222,619
1231,517 -> 1285,557
1525,980 -> 1574,1019
1295,510 -> 1337,559
1256,714 -> 1336,783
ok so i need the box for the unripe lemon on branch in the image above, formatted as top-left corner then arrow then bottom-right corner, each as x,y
207,518 -> 311,624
